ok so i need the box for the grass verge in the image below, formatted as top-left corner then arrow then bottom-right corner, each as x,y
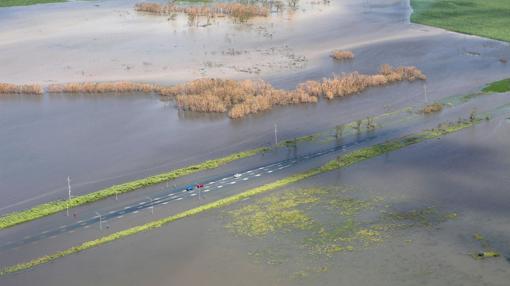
0,147 -> 269,230
410,0 -> 510,42
482,78 -> 510,93
0,119 -> 479,276
0,0 -> 65,8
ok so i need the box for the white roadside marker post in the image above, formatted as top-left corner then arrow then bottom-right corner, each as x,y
96,212 -> 102,231
274,123 -> 278,145
66,176 -> 72,217
146,196 -> 154,214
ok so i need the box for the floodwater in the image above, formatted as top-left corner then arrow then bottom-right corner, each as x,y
0,0 -> 509,214
2,116 -> 509,286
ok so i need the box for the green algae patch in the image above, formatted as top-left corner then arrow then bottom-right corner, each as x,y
0,146 -> 270,230
470,232 -> 502,260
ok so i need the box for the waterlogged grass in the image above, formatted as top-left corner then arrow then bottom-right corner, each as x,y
411,0 -> 510,42
0,119 -> 479,276
227,186 -> 456,274
0,0 -> 65,7
482,78 -> 510,93
226,188 -> 324,237
0,147 -> 270,230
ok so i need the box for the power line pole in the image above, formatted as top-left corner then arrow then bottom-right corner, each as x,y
423,83 -> 429,103
274,124 -> 278,145
67,176 -> 72,216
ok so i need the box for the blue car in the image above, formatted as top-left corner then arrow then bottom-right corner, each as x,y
185,185 -> 194,191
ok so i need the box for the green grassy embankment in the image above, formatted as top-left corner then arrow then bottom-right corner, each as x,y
0,0 -> 66,8
410,0 -> 510,42
0,119 -> 480,276
0,147 -> 269,230
482,78 -> 510,93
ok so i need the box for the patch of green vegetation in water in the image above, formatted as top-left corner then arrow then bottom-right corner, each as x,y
470,232 -> 502,260
225,186 -> 457,275
410,0 -> 510,42
279,134 -> 319,148
482,78 -> 510,93
0,0 -> 66,8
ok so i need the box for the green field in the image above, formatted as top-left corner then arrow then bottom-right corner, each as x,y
0,0 -> 66,7
411,0 -> 510,42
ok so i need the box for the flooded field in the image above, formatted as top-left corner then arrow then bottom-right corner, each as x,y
2,115 -> 508,286
1,0 -> 509,214
0,0 -> 509,283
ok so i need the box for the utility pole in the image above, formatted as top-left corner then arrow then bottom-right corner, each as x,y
96,211 -> 102,231
115,191 -> 118,201
67,176 -> 72,216
274,124 -> 278,145
146,196 -> 154,214
423,83 -> 429,103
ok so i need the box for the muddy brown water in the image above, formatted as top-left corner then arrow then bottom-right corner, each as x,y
1,0 -> 509,214
1,116 -> 509,286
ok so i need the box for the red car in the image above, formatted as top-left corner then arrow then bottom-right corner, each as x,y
196,183 -> 204,188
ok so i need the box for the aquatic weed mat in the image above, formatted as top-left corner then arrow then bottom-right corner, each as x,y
223,186 -> 457,280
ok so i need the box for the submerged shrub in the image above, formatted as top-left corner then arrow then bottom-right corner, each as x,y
0,83 -> 43,95
4,65 -> 425,119
165,65 -> 425,118
330,50 -> 354,60
134,2 -> 269,23
163,78 -> 319,118
47,82 -> 160,94
421,103 -> 443,113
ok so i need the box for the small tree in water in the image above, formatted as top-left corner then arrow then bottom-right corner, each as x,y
470,109 -> 477,122
366,117 -> 376,131
335,125 -> 345,139
353,120 -> 363,133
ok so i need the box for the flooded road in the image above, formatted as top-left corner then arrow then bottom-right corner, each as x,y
2,115 -> 509,286
0,0 -> 509,213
